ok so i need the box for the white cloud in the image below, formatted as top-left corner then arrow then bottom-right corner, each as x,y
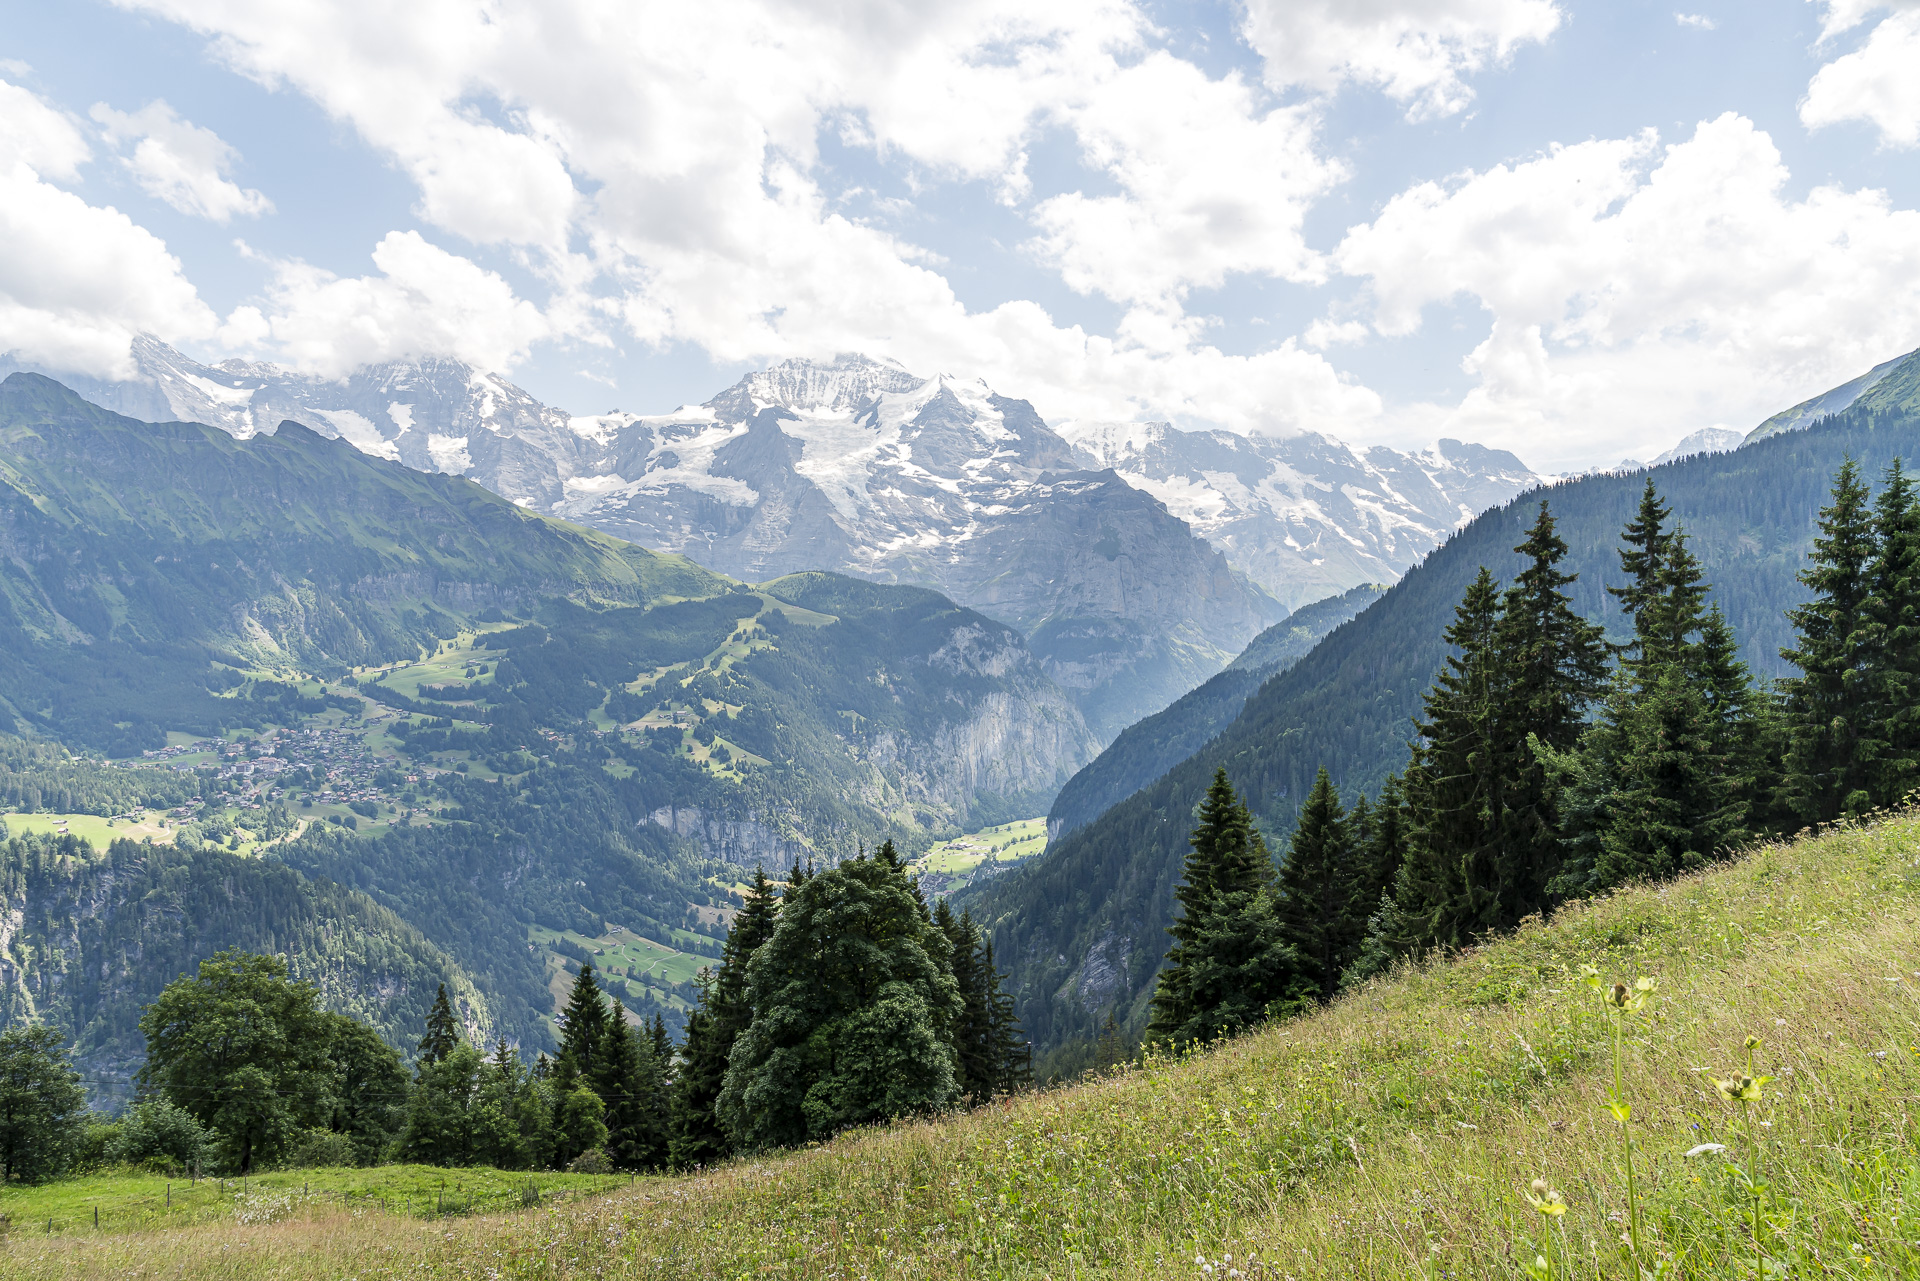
240,230 -> 552,377
1675,13 -> 1717,30
90,100 -> 272,221
1335,113 -> 1920,468
1809,0 -> 1919,40
1237,0 -> 1562,119
112,0 -> 1378,435
0,79 -> 91,180
1801,10 -> 1920,148
1027,53 -> 1342,307
0,79 -> 217,377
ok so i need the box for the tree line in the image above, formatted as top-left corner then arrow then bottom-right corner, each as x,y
1150,461 -> 1920,1045
0,840 -> 1029,1182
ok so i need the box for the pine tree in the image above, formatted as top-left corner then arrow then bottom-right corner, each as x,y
1147,769 -> 1309,1047
558,963 -> 608,1079
1493,500 -> 1609,919
1274,766 -> 1362,994
982,938 -> 1032,1093
936,900 -> 996,1105
1866,459 -> 1920,807
668,867 -> 781,1168
416,983 -> 460,1068
1397,568 -> 1504,950
1782,459 -> 1878,822
1608,479 -> 1675,663
1359,774 -> 1410,911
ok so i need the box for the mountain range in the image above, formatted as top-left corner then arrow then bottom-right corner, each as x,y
1,341 -> 1544,738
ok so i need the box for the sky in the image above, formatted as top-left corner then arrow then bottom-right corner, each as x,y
1,1 -> 1918,471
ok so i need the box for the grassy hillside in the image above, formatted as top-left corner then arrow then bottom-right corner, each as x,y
8,815 -> 1919,1278
969,395 -> 1920,1068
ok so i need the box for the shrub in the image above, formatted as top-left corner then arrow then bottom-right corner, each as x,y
112,1098 -> 213,1174
282,1127 -> 357,1169
567,1147 -> 613,1174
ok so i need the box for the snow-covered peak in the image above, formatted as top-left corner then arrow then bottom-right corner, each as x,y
1651,426 -> 1743,466
1054,420 -> 1170,468
708,353 -> 921,422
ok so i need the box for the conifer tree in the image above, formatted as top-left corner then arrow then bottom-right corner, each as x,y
669,867 -> 780,1168
1493,501 -> 1608,919
596,1007 -> 667,1170
982,938 -> 1032,1092
1608,480 -> 1675,662
1275,766 -> 1361,994
417,983 -> 460,1067
559,964 -> 607,1074
1782,459 -> 1878,822
1147,769 -> 1309,1047
935,900 -> 996,1105
1397,568 -> 1504,949
1360,774 -> 1410,911
1866,459 -> 1920,807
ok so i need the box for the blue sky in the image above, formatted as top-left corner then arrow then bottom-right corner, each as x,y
2,0 -> 1917,469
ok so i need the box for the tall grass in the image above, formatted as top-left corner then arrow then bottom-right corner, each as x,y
9,816 -> 1920,1279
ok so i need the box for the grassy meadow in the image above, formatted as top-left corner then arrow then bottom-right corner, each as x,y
10,813 -> 1920,1278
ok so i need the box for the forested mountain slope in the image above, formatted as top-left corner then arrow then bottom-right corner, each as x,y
964,396 -> 1920,1072
0,830 -> 486,1103
0,372 -> 721,755
1045,584 -> 1386,840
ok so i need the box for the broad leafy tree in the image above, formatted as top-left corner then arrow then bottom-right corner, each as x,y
138,949 -> 336,1173
0,1024 -> 86,1183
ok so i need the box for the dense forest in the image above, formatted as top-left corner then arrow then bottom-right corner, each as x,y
969,395 -> 1920,1076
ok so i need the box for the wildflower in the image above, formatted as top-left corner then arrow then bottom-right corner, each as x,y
1711,1074 -> 1771,1103
1684,1143 -> 1728,1158
1525,1178 -> 1567,1216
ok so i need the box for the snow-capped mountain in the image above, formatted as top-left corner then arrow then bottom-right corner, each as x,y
0,335 -> 599,510
555,356 -> 1284,738
1651,427 -> 1745,466
1059,421 -> 1541,610
6,339 -> 1551,737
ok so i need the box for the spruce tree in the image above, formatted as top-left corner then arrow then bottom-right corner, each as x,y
1147,769 -> 1309,1047
417,983 -> 460,1067
1274,766 -> 1361,995
1608,479 -> 1675,662
1782,458 -> 1878,822
936,900 -> 996,1105
1493,501 -> 1608,920
669,867 -> 780,1168
596,1007 -> 667,1170
982,938 -> 1032,1093
558,963 -> 607,1079
1360,774 -> 1410,911
1397,568 -> 1504,950
1866,459 -> 1920,807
